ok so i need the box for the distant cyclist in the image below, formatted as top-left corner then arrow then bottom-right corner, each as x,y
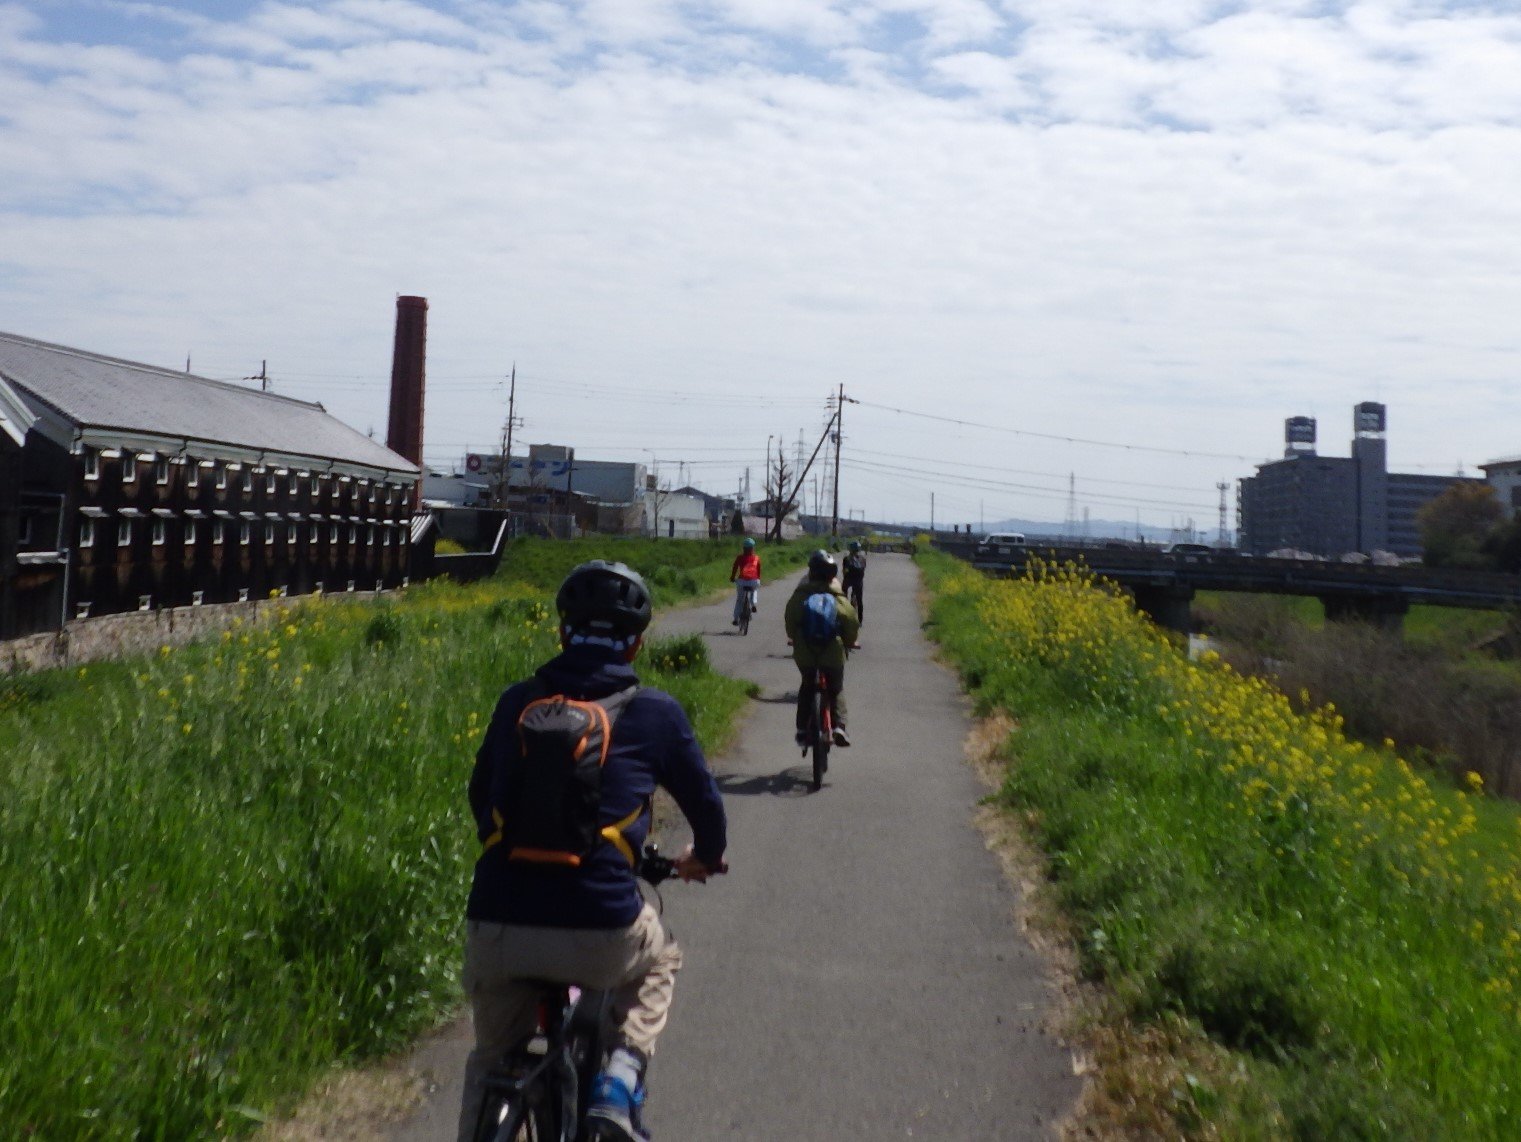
841,540 -> 867,623
459,560 -> 728,1142
784,550 -> 860,748
729,536 -> 761,626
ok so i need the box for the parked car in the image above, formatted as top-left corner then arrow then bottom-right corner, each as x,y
976,532 -> 1027,557
1163,542 -> 1214,561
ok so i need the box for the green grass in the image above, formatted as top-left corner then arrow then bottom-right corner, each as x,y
1196,588 -> 1511,657
495,535 -> 812,599
0,539 -> 764,1137
922,551 -> 1521,1139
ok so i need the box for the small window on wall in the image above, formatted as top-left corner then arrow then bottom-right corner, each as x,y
349,525 -> 357,544
18,516 -> 32,545
84,449 -> 100,480
288,523 -> 298,545
152,519 -> 166,545
213,521 -> 225,545
187,461 -> 200,488
155,459 -> 169,485
185,521 -> 197,545
122,454 -> 137,483
117,519 -> 132,546
330,524 -> 340,544
264,522 -> 275,545
80,518 -> 95,548
216,464 -> 228,490
267,471 -> 278,493
290,474 -> 300,495
240,522 -> 251,545
242,468 -> 253,492
310,522 -> 320,543
367,525 -> 375,547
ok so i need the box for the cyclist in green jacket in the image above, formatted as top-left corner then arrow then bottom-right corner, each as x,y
784,550 -> 860,748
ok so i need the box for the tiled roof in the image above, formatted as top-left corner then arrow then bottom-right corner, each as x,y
0,330 -> 416,474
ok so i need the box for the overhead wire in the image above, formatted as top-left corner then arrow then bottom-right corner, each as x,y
840,456 -> 1217,512
853,397 -> 1270,463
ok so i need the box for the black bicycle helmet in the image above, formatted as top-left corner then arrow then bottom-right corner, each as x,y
556,560 -> 653,636
807,549 -> 837,580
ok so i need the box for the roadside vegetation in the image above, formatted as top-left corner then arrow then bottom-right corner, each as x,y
1196,591 -> 1521,799
920,549 -> 1521,1138
0,537 -> 800,1137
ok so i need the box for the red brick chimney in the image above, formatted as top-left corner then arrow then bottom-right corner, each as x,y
387,295 -> 427,507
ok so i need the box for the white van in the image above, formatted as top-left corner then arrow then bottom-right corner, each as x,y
976,532 -> 1026,556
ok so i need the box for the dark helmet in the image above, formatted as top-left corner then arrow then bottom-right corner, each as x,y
807,549 -> 837,580
556,560 -> 653,636
848,540 -> 862,552
743,537 -> 756,549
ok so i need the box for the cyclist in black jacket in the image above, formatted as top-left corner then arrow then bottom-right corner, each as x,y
841,540 -> 867,622
459,561 -> 728,1142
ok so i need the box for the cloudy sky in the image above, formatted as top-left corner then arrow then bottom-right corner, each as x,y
3,0 -> 1520,533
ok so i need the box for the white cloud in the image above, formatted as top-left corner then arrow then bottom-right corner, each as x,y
2,0 -> 1520,522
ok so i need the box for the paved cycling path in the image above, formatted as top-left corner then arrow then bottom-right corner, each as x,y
390,553 -> 1080,1140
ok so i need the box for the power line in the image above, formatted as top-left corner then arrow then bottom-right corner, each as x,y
846,445 -> 1215,494
853,397 -> 1269,463
840,456 -> 1218,512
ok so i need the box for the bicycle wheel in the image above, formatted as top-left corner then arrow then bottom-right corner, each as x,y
477,1092 -> 554,1142
810,685 -> 828,791
737,598 -> 750,635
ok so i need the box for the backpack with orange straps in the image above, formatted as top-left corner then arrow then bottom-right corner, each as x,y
485,683 -> 643,868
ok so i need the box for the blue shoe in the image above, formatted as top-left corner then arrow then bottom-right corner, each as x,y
586,1073 -> 650,1142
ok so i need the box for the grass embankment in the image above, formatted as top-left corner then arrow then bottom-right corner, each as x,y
0,538 -> 788,1138
1196,591 -> 1521,798
921,550 -> 1521,1138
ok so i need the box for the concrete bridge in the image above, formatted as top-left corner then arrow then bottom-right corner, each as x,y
934,537 -> 1521,633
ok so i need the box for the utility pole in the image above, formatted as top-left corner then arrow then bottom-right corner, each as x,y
930,492 -> 935,535
831,383 -> 855,538
245,360 -> 270,392
498,366 -> 518,509
1216,480 -> 1229,546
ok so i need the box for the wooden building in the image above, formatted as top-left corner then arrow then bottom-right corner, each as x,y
0,331 -> 420,639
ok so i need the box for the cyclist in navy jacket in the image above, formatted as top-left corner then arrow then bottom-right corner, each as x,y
459,561 -> 728,1142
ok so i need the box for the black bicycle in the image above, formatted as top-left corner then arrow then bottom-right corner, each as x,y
471,847 -> 678,1142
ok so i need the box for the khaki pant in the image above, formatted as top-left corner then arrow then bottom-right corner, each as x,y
456,904 -> 682,1141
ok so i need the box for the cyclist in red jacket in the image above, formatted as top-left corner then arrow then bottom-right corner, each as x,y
729,536 -> 761,626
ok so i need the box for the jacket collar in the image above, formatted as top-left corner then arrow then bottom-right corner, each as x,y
534,645 -> 641,698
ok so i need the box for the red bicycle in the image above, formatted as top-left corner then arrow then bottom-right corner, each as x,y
799,665 -> 835,792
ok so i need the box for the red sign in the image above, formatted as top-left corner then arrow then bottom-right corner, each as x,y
466,453 -> 482,472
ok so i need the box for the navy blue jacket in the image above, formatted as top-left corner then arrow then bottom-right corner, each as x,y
466,645 -> 728,929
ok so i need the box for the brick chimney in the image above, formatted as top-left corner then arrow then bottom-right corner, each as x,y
387,295 -> 427,507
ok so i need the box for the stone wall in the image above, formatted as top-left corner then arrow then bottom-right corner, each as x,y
1,589 -> 389,674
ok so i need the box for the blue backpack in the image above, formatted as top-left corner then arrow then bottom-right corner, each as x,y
800,590 -> 840,645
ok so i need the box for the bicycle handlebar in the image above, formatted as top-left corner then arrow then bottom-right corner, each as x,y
639,844 -> 677,886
